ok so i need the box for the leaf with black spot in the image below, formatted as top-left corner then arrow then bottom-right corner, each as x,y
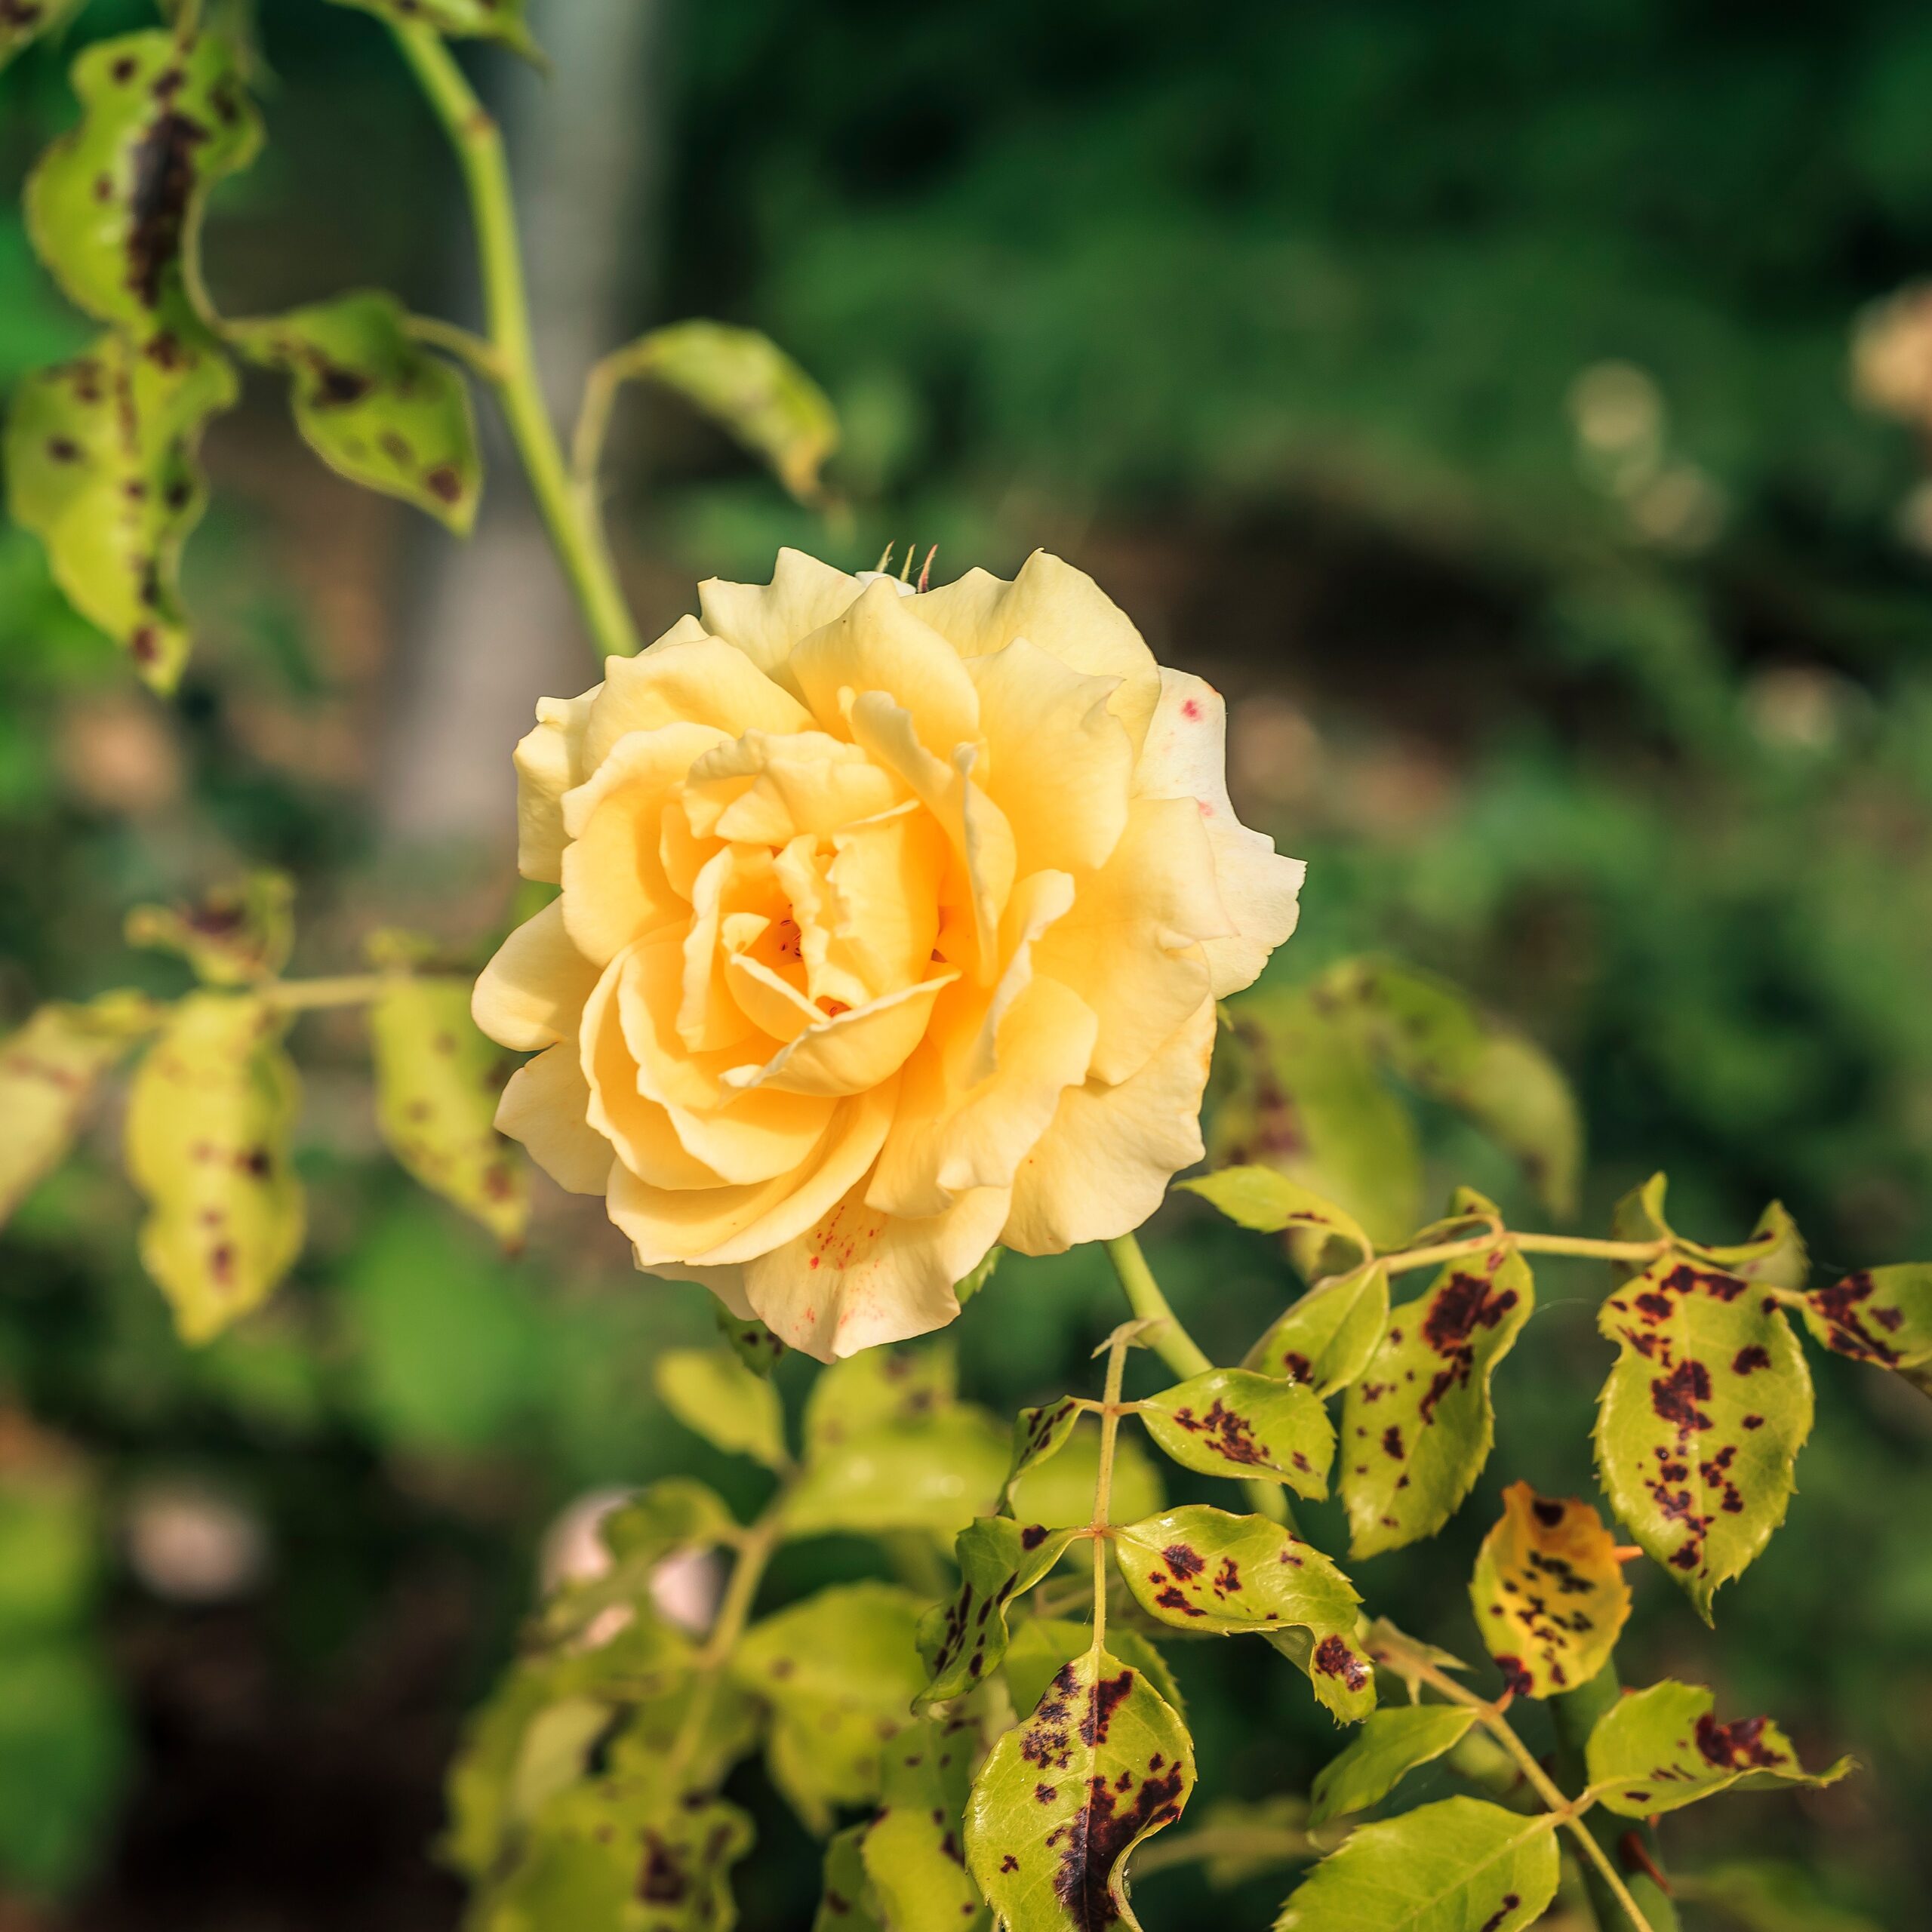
1180,1163 -> 1374,1258
1112,1506 -> 1374,1724
229,292 -> 481,530
715,1306 -> 785,1379
814,1824 -> 885,1931
1306,1705 -> 1477,1826
1274,1795 -> 1558,1932
125,870 -> 294,985
916,1517 -> 1079,1712
5,325 -> 234,690
125,990 -> 303,1343
1339,1223 -> 1534,1558
1468,1482 -> 1629,1700
965,1643 -> 1194,1932
803,1339 -> 957,1456
1000,1620 -> 1184,1726
26,30 -> 260,328
1584,1680 -> 1853,1820
1795,1266 -> 1932,1389
998,1396 -> 1084,1510
1244,1261 -> 1390,1399
0,0 -> 88,72
1137,1367 -> 1334,1497
323,0 -> 538,59
861,1711 -> 992,1932
1594,1255 -> 1813,1620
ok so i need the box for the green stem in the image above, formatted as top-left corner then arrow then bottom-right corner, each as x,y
1380,1232 -> 1669,1278
667,1510 -> 780,1783
262,973 -> 392,1011
390,26 -> 639,665
1088,1331 -> 1133,1651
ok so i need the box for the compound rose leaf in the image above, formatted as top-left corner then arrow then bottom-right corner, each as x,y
1004,1415 -> 1165,1534
1273,1795 -> 1558,1932
1339,1239 -> 1534,1558
322,0 -> 537,57
368,975 -> 527,1249
915,1517 -> 1080,1711
1584,1679 -> 1854,1819
26,31 -> 260,328
5,326 -> 235,690
1595,1257 -> 1814,1620
1112,1506 -> 1374,1724
229,292 -> 481,530
1244,1262 -> 1391,1398
0,990 -> 158,1229
654,1347 -> 789,1472
1306,1704 -> 1476,1826
1795,1266 -> 1932,1382
1137,1367 -> 1334,1497
1468,1482 -> 1629,1700
965,1642 -> 1193,1932
861,1712 -> 991,1932
125,991 -> 303,1342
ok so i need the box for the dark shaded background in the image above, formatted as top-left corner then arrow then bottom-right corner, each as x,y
2,0 -> 1930,1927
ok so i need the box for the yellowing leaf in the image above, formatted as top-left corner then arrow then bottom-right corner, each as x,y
1274,1795 -> 1558,1932
964,1644 -> 1193,1932
1796,1266 -> 1932,1380
1340,1232 -> 1534,1558
125,871 -> 294,986
861,1714 -> 991,1932
592,321 -> 838,505
1469,1482 -> 1629,1699
324,0 -> 538,57
1137,1367 -> 1334,1497
815,1825 -> 884,1932
5,328 -> 234,689
1006,1417 -> 1164,1532
1306,1705 -> 1476,1826
915,1516 -> 1079,1711
125,991 -> 303,1342
802,1340 -> 956,1456
0,992 -> 157,1228
782,1407 -> 1009,1540
1180,1164 -> 1372,1259
1595,1257 -> 1814,1620
1584,1679 -> 1853,1818
1244,1263 -> 1390,1398
229,293 -> 481,531
999,1396 -> 1084,1510
654,1348 -> 789,1472
0,0 -> 87,70
368,975 -> 526,1248
999,1620 -> 1184,1724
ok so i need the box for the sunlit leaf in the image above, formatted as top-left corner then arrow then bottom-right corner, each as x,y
1007,1418 -> 1164,1532
783,1407 -> 1008,1540
1244,1262 -> 1390,1398
1690,1200 -> 1810,1291
323,0 -> 537,57
125,871 -> 294,986
1272,1795 -> 1558,1932
1584,1679 -> 1853,1818
803,1340 -> 956,1456
915,1517 -> 1079,1711
368,974 -> 526,1247
815,1824 -> 885,1931
124,991 -> 303,1342
1795,1266 -> 1932,1381
26,31 -> 260,326
998,1396 -> 1084,1510
1468,1481 -> 1629,1699
603,1669 -> 761,1807
999,1620 -> 1184,1724
4,326 -> 235,689
1180,1164 -> 1371,1257
1362,1619 -> 1472,1700
715,1306 -> 786,1379
1137,1367 -> 1334,1497
536,1478 -> 736,1648
229,293 -> 481,530
0,0 -> 88,72
1306,1705 -> 1476,1826
1112,1506 -> 1373,1723
654,1347 -> 789,1472
965,1643 -> 1193,1932
593,321 -> 838,505
729,1583 -> 927,1834
0,991 -> 156,1229
861,1713 -> 990,1932
1339,1226 -> 1534,1558
1595,1256 -> 1813,1620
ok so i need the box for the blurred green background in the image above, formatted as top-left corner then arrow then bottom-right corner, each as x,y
2,0 -> 1930,1927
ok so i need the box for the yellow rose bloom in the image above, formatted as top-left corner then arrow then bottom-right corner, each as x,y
473,550 -> 1303,1358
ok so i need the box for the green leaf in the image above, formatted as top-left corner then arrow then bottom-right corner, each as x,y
1690,1200 -> 1810,1291
1339,1229 -> 1534,1558
1211,986 -> 1422,1250
229,292 -> 481,530
716,1306 -> 785,1378
1795,1266 -> 1932,1379
999,1620 -> 1184,1724
1674,1861 -> 1885,1932
1362,1619 -> 1472,1700
915,1517 -> 1079,1710
124,991 -> 303,1342
537,1478 -> 736,1648
861,1715 -> 990,1932
593,321 -> 838,505
1595,1257 -> 1814,1619
1273,1795 -> 1558,1932
1111,1506 -> 1374,1723
803,1341 -> 956,1456
1180,1165 -> 1372,1258
324,0 -> 537,57
965,1643 -> 1193,1932
998,1397 -> 1084,1510
815,1824 -> 886,1931
1006,1417 -> 1164,1531
1469,1481 -> 1629,1700
26,32 -> 260,327
729,1583 -> 927,1833
654,1348 -> 788,1472
1244,1263 -> 1391,1398
125,871 -> 294,985
1306,1705 -> 1477,1826
0,0 -> 88,72
783,1407 -> 1009,1541
1584,1679 -> 1853,1818
1137,1367 -> 1334,1497
956,1244 -> 1001,1307
368,974 -> 527,1248
0,991 -> 156,1229
4,326 -> 234,688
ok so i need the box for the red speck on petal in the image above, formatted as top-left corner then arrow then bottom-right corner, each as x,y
1181,698 -> 1201,721
809,1255 -> 820,1269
